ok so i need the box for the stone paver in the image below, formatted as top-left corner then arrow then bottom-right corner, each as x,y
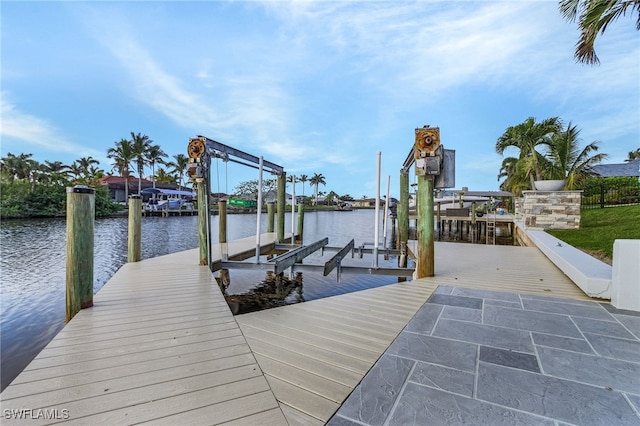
328,287 -> 640,426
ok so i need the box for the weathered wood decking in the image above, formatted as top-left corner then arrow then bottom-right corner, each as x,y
1,237 -> 593,425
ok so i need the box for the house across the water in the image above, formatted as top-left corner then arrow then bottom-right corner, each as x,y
99,176 -> 193,204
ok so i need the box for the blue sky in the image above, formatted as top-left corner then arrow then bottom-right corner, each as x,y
2,1 -> 638,199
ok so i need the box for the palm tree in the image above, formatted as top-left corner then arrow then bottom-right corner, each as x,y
155,167 -> 176,184
145,144 -> 167,188
496,117 -> 563,191
130,132 -> 152,195
299,174 -> 308,196
67,162 -> 84,182
546,122 -> 608,189
107,138 -> 135,200
326,190 -> 339,205
626,148 -> 640,161
44,160 -> 68,174
0,152 -> 35,183
77,156 -> 99,175
43,160 -> 70,184
498,157 -> 532,196
559,0 -> 640,65
309,173 -> 326,205
165,154 -> 189,190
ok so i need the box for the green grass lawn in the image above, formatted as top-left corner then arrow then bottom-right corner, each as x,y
547,205 -> 640,264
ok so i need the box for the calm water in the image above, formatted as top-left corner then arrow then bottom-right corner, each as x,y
0,210 -> 404,391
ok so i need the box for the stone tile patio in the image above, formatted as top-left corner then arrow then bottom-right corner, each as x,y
328,286 -> 640,426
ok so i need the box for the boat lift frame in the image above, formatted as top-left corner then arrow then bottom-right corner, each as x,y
188,136 -> 416,282
215,239 -> 415,281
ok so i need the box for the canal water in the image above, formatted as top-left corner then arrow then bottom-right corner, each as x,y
0,210 -> 404,391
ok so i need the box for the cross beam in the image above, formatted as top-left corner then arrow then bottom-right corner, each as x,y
195,135 -> 283,175
268,238 -> 329,274
323,239 -> 355,277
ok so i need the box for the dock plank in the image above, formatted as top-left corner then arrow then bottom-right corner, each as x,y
237,279 -> 440,424
1,235 -> 286,425
2,343 -> 251,400
140,391 -> 283,425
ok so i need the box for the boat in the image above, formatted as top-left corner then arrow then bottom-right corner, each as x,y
335,201 -> 353,211
142,188 -> 195,212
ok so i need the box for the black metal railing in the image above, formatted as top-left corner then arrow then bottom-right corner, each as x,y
582,185 -> 640,209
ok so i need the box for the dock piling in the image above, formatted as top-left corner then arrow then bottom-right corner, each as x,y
66,185 -> 95,322
267,202 -> 275,233
218,200 -> 230,290
398,170 -> 409,259
128,195 -> 142,262
277,172 -> 286,243
416,175 -> 435,277
197,177 -> 210,266
297,203 -> 305,244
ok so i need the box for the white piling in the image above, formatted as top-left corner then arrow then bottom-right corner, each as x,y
291,174 -> 296,243
374,152 -> 381,268
383,175 -> 390,249
255,156 -> 264,262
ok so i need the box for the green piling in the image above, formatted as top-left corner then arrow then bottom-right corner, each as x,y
66,185 -> 95,322
128,195 -> 142,262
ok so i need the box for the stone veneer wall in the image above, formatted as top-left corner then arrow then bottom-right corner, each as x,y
516,190 -> 582,230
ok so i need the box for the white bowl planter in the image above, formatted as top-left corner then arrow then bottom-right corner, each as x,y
534,180 -> 566,191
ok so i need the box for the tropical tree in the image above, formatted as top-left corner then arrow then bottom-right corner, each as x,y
496,117 -> 563,191
546,123 -> 607,188
86,166 -> 105,186
42,160 -> 70,185
298,174 -> 308,196
155,168 -> 176,184
326,190 -> 339,205
309,173 -> 326,205
145,144 -> 167,188
107,138 -> 135,200
44,160 -> 69,175
497,157 -> 530,195
1,153 -> 36,183
232,179 -> 277,199
76,156 -> 99,175
559,0 -> 640,65
165,154 -> 189,190
67,162 -> 84,181
626,148 -> 640,161
130,132 -> 152,195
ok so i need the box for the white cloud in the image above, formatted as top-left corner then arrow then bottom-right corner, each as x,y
0,93 -> 103,160
79,6 -> 321,162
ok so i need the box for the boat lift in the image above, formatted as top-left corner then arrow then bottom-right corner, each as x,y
215,239 -> 415,281
187,136 -> 415,282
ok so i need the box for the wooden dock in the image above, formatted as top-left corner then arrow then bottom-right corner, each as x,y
0,234 -> 289,425
1,237 -> 594,425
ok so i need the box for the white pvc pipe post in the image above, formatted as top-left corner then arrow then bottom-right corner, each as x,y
255,156 -> 264,263
291,174 -> 296,243
383,175 -> 390,249
373,152 -> 381,268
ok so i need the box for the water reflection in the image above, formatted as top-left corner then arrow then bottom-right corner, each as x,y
224,271 -> 305,315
